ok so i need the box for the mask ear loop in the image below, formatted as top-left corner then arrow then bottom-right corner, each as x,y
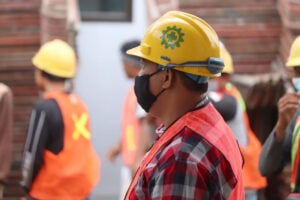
165,73 -> 169,81
149,69 -> 163,77
147,67 -> 167,97
163,67 -> 171,81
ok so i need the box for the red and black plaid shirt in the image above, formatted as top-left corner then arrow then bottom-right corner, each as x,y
129,126 -> 239,199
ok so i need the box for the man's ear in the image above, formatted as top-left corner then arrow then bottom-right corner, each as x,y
162,69 -> 172,89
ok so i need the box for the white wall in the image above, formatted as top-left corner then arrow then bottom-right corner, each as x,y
75,1 -> 146,198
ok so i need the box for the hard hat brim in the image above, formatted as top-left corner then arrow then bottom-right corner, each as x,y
126,46 -> 146,61
286,58 -> 300,68
127,45 -> 223,78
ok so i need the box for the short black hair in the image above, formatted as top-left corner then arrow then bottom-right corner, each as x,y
41,70 -> 67,82
293,66 -> 300,73
176,71 -> 208,93
120,39 -> 141,64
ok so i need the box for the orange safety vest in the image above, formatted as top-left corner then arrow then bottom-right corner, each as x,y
125,103 -> 244,199
30,91 -> 100,200
225,83 -> 267,189
121,86 -> 141,166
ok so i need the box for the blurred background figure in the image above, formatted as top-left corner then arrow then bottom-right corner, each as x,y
259,36 -> 300,199
105,39 -> 157,200
20,39 -> 100,200
0,83 -> 13,199
209,42 -> 267,200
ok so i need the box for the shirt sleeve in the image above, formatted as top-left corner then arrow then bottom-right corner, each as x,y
283,108 -> 300,162
259,108 -> 300,177
0,85 -> 13,182
21,99 -> 64,190
259,130 -> 286,177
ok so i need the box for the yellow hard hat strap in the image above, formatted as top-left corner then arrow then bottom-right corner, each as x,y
157,57 -> 224,75
157,64 -> 209,84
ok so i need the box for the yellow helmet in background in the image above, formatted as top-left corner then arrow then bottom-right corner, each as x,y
32,39 -> 76,78
127,11 -> 224,78
286,36 -> 300,68
220,42 -> 234,74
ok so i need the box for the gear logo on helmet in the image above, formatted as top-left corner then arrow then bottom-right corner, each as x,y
160,26 -> 184,50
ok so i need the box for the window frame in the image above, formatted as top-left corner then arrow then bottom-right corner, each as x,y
79,0 -> 132,22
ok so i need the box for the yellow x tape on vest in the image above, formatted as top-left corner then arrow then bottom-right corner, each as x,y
72,113 -> 91,140
125,125 -> 136,151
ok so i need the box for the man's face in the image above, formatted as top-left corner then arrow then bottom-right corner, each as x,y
134,59 -> 167,114
139,59 -> 157,75
139,59 -> 163,93
34,69 -> 45,91
291,67 -> 300,92
122,60 -> 140,79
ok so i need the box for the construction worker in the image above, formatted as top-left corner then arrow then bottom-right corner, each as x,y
20,39 -> 100,200
124,11 -> 244,199
209,43 -> 267,200
106,39 -> 157,200
259,36 -> 300,199
0,83 -> 13,198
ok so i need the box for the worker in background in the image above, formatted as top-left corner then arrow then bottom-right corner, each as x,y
20,39 -> 100,200
124,11 -> 244,199
105,39 -> 157,200
259,36 -> 300,199
209,43 -> 267,200
0,83 -> 13,198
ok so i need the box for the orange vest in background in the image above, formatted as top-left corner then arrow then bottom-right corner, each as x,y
121,86 -> 141,167
226,83 -> 267,190
30,91 -> 100,200
126,103 -> 244,200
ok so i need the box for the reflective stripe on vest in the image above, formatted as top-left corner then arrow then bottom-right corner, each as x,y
121,86 -> 141,166
226,83 -> 267,189
125,103 -> 244,199
291,115 -> 300,191
29,91 -> 100,200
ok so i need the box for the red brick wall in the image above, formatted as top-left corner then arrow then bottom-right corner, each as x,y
277,0 -> 300,80
41,0 -> 79,46
147,0 -> 281,73
0,0 -> 78,198
0,0 -> 40,198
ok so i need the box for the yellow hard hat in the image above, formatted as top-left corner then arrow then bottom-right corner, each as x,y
32,39 -> 76,78
286,36 -> 300,68
127,11 -> 224,77
220,42 -> 234,74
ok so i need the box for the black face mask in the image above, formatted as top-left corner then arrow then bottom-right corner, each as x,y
134,70 -> 165,112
